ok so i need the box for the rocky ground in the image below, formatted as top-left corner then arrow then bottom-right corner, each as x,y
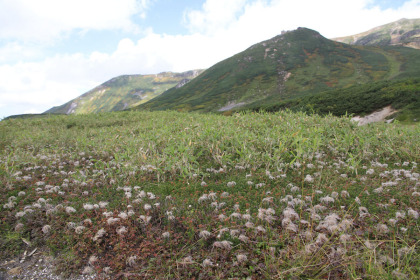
0,249 -> 95,280
351,105 -> 397,125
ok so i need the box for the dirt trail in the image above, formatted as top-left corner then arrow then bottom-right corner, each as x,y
351,106 -> 397,126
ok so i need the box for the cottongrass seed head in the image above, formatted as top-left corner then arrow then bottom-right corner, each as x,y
75,226 -> 86,234
116,226 -> 127,235
408,209 -> 419,219
15,223 -> 24,232
65,206 -> 76,214
82,266 -> 95,275
42,225 -> 51,234
92,228 -> 106,241
199,230 -> 211,240
376,223 -> 389,234
88,255 -> 98,265
202,258 -> 213,267
126,255 -> 137,267
213,240 -> 233,250
236,254 -> 248,263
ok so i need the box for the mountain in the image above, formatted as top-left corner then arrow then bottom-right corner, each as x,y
45,70 -> 203,114
250,78 -> 420,123
134,27 -> 420,113
333,18 -> 420,49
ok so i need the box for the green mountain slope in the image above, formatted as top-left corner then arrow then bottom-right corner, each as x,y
249,78 -> 420,123
333,18 -> 420,49
45,70 -> 203,114
135,28 -> 420,113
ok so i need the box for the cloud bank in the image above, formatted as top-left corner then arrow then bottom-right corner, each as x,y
1,0 -> 419,117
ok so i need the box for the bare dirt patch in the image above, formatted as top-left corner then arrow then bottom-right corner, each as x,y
351,106 -> 397,125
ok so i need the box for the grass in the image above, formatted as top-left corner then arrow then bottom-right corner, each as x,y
0,110 -> 419,279
248,78 -> 420,123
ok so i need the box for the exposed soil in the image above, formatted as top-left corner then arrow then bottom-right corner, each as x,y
0,248 -> 95,280
351,106 -> 397,126
218,102 -> 246,111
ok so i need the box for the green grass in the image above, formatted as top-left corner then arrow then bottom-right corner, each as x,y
248,78 -> 420,123
0,110 -> 419,279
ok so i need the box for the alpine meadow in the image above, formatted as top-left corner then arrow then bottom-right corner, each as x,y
1,19 -> 420,280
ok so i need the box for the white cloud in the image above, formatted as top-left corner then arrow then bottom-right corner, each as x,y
0,0 -> 151,42
1,0 -> 419,118
0,42 -> 43,63
183,0 -> 248,34
184,0 -> 420,38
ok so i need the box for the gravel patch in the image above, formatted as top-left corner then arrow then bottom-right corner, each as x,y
351,105 -> 397,126
0,250 -> 96,280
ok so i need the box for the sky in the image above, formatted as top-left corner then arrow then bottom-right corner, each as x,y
0,0 -> 419,118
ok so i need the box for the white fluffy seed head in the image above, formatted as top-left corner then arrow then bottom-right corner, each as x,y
83,204 -> 94,210
315,233 -> 328,244
408,209 -> 419,219
199,230 -> 211,240
396,211 -> 406,219
15,223 -> 24,232
139,215 -> 151,224
202,258 -> 213,267
376,224 -> 389,234
341,190 -> 349,198
99,201 -> 109,208
236,254 -> 247,263
118,212 -> 128,219
303,230 -> 313,241
107,217 -> 120,225
126,255 -> 137,267
92,228 -> 106,241
82,266 -> 94,275
88,255 -> 98,265
320,196 -> 334,204
65,206 -> 76,213
75,226 -> 86,234
238,234 -> 249,243
245,222 -> 254,228
42,225 -> 51,234
397,247 -> 413,257
116,226 -> 127,235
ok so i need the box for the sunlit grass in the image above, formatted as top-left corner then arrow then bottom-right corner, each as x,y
0,110 -> 419,279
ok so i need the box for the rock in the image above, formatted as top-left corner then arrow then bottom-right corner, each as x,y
8,266 -> 22,275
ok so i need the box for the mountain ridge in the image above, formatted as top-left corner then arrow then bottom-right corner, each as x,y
333,18 -> 420,49
135,27 -> 420,113
43,19 -> 420,117
45,70 -> 203,114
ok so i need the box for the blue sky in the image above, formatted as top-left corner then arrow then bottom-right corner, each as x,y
0,0 -> 419,118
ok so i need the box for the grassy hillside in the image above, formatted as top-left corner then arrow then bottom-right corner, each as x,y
136,28 -> 420,113
247,78 -> 420,123
45,70 -> 203,114
334,18 -> 420,49
2,113 -> 63,121
1,111 -> 419,279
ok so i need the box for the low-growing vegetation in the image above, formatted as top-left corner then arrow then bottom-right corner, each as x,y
0,110 -> 419,279
247,78 -> 420,123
